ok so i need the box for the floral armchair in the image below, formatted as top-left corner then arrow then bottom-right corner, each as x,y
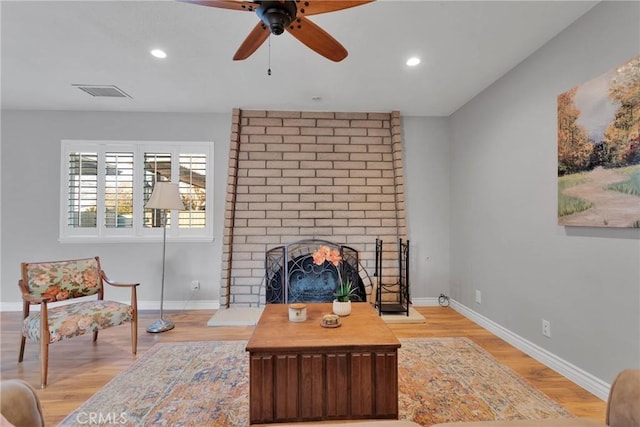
18,257 -> 139,388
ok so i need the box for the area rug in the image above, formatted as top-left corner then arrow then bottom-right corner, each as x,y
59,338 -> 572,427
207,306 -> 425,326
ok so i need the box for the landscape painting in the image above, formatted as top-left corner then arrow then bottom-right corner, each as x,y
558,55 -> 640,228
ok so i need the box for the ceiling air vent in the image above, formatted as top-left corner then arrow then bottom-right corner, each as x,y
73,84 -> 132,98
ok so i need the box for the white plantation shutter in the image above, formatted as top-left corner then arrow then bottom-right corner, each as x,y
143,152 -> 172,228
104,152 -> 134,228
60,141 -> 213,242
67,152 -> 98,228
179,153 -> 207,228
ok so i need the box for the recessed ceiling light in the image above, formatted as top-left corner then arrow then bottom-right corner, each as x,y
150,49 -> 167,59
406,57 -> 421,67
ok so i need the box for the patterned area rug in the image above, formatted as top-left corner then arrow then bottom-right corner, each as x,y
59,338 -> 572,427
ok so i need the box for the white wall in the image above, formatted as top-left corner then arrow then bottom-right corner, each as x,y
450,1 -> 640,385
0,110 -> 231,309
0,110 -> 452,309
403,116 -> 451,300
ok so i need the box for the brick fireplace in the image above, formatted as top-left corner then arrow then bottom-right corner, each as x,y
221,109 -> 407,307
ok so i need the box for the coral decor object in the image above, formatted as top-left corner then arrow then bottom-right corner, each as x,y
311,245 -> 358,302
311,245 -> 360,317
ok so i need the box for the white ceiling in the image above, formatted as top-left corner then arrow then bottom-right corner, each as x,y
1,0 -> 598,117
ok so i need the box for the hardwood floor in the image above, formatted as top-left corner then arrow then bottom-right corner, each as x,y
0,306 -> 606,426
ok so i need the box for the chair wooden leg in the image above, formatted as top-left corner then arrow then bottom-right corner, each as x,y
93,330 -> 98,342
20,300 -> 29,363
40,339 -> 48,388
131,287 -> 138,355
40,304 -> 50,388
131,319 -> 138,355
19,336 -> 26,363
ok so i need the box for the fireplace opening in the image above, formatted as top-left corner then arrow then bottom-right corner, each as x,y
265,239 -> 366,304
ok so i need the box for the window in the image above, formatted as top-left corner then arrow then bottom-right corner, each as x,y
61,140 -> 213,242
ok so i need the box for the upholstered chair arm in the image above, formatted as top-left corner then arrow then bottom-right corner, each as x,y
104,281 -> 140,288
20,294 -> 51,305
18,279 -> 52,305
0,379 -> 45,426
100,271 -> 139,311
100,271 -> 140,288
606,368 -> 640,427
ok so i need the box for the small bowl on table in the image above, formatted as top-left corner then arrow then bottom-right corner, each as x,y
321,313 -> 341,328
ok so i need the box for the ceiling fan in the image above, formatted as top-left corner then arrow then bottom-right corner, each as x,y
179,0 -> 374,62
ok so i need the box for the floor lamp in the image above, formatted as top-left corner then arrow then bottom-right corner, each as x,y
145,181 -> 185,333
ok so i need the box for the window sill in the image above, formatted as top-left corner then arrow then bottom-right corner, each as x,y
59,236 -> 215,244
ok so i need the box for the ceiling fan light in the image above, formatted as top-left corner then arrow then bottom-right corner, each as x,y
265,9 -> 290,34
257,1 -> 297,35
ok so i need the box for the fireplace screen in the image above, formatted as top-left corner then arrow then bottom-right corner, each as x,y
265,239 -> 366,304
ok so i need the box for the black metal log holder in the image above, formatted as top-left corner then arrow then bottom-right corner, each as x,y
374,238 -> 410,316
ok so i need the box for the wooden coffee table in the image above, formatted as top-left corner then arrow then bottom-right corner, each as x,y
246,302 -> 401,424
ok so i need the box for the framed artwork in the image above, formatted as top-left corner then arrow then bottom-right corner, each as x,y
557,55 -> 639,228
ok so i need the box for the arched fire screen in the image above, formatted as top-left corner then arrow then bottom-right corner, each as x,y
265,239 -> 366,304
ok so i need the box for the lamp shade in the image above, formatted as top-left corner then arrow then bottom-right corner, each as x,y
146,182 -> 185,210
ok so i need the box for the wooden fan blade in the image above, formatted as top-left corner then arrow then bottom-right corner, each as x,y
177,0 -> 258,12
299,1 -> 375,17
233,22 -> 270,60
286,16 -> 347,62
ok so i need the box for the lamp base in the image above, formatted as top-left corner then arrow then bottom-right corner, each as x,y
146,318 -> 175,333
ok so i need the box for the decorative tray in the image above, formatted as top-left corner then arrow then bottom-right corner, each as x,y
320,321 -> 342,328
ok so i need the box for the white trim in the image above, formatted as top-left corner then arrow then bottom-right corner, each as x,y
58,236 -> 215,244
0,302 -> 23,312
138,300 -> 220,311
411,297 -> 440,306
450,299 -> 610,400
0,300 -> 220,312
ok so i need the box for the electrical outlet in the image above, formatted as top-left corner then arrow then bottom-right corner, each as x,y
475,290 -> 482,304
191,280 -> 200,291
542,319 -> 551,338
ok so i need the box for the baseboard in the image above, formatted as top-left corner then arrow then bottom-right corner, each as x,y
139,300 -> 220,310
450,299 -> 610,400
0,300 -> 220,312
2,297 -> 432,312
410,297 -> 440,306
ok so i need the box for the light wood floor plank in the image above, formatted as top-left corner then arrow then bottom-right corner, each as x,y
0,307 -> 605,425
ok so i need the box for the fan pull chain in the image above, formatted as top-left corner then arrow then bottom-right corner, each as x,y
267,35 -> 272,76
